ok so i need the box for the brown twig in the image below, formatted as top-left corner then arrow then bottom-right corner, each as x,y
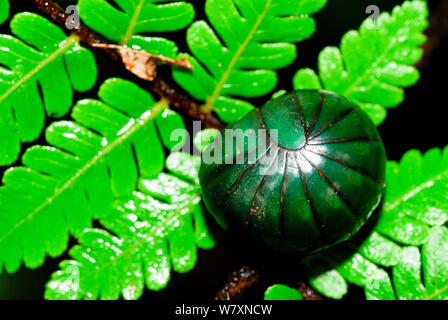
28,0 -> 225,130
215,266 -> 260,300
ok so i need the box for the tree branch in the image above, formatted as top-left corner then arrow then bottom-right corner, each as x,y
28,0 -> 225,130
297,281 -> 323,300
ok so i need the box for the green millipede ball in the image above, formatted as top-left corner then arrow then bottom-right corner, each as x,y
199,90 -> 386,252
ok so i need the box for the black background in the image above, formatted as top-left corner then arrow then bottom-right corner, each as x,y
0,0 -> 446,300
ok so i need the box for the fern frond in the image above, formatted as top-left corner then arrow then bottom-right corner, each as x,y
78,0 -> 194,45
45,152 -> 216,300
0,12 -> 98,166
0,0 -> 8,24
193,128 -> 220,153
0,78 -> 187,273
306,145 -> 448,300
172,0 -> 327,123
293,0 -> 428,125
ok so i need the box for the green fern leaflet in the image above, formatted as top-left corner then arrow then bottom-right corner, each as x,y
293,0 -> 428,126
0,78 -> 186,273
306,145 -> 448,300
173,0 -> 327,123
0,12 -> 97,166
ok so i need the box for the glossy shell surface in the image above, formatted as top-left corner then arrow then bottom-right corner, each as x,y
199,90 -> 386,252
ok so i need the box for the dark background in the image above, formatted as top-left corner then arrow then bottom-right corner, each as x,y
0,0 -> 446,300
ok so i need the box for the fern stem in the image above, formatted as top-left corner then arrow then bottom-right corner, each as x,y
28,0 -> 226,130
424,283 -> 448,300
